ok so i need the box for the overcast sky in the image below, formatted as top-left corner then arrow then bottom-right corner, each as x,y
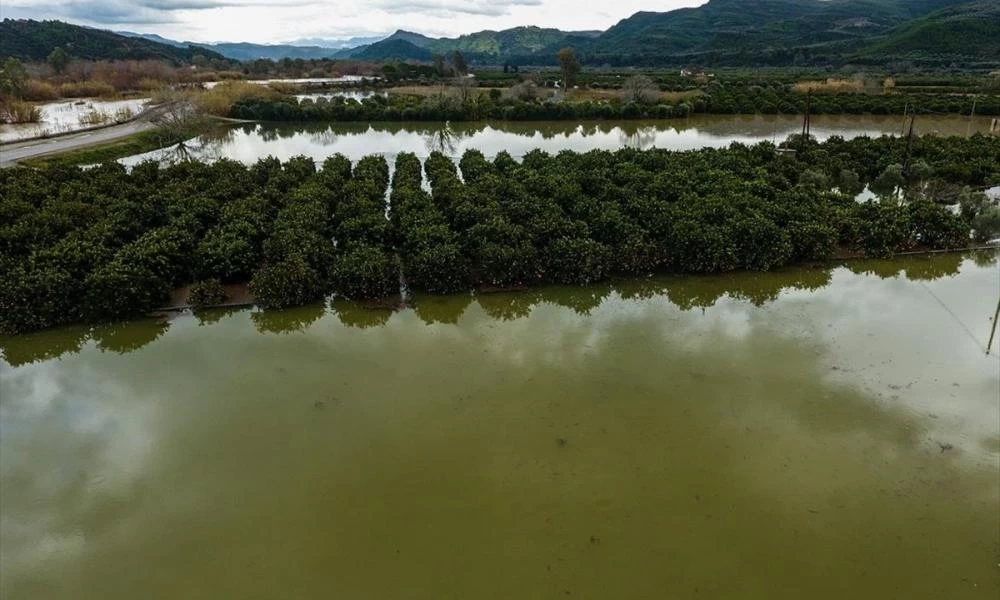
2,0 -> 707,44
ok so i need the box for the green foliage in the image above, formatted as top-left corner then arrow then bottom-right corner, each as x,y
0,57 -> 28,97
331,244 -> 399,299
0,262 -> 76,334
232,86 -> 997,125
188,279 -> 227,308
83,259 -> 170,321
972,206 -> 1000,243
249,255 -> 324,309
46,46 -> 68,74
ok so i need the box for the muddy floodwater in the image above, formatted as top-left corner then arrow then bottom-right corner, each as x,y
1,253 -> 999,599
119,113 -> 995,165
0,97 -> 149,143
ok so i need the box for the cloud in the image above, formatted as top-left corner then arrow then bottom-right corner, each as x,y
2,0 -> 319,26
370,0 -> 542,18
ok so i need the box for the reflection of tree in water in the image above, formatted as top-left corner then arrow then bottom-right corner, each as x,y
331,300 -> 393,329
613,278 -> 669,302
411,293 -> 473,325
154,126 -> 235,166
251,304 -> 324,334
308,125 -> 341,146
547,284 -> 614,316
969,249 -> 999,268
0,326 -> 89,367
844,259 -> 904,280
91,318 -> 170,354
423,122 -> 466,156
665,268 -> 833,310
903,254 -> 964,281
617,125 -> 659,150
476,290 -> 543,321
195,306 -> 242,327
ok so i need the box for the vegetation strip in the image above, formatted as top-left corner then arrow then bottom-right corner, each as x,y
230,89 -> 998,123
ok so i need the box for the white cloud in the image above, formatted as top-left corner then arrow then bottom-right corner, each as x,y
2,1 -> 707,43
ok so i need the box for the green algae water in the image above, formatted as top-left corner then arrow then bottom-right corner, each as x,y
2,253 -> 998,599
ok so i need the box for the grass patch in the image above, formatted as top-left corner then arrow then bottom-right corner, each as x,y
792,79 -> 867,94
20,126 -> 198,169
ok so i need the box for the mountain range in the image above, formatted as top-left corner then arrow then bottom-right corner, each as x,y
2,0 -> 997,67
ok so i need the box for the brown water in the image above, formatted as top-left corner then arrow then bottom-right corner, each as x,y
118,113 -> 995,165
1,253 -> 999,599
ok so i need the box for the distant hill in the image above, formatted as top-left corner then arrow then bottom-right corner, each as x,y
345,1 -> 989,66
286,35 -> 385,49
117,31 -> 187,48
340,27 -> 598,63
428,26 -> 598,60
381,30 -> 436,49
572,0 -> 975,66
353,39 -> 433,61
0,19 -> 225,63
187,42 -> 345,61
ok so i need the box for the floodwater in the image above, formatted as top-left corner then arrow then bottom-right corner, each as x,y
118,113 -> 994,165
202,76 -> 378,89
294,90 -> 388,102
0,97 -> 149,143
2,253 -> 998,599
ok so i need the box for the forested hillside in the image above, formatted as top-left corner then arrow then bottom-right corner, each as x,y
857,1 -> 1000,59
570,0 -> 982,66
0,19 -> 226,64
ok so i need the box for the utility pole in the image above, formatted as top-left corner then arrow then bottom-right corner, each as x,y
902,108 -> 916,179
801,90 -> 811,138
987,296 -> 1000,355
900,103 -> 908,136
967,95 -> 978,137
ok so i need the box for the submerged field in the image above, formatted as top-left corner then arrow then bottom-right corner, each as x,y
1,253 -> 998,599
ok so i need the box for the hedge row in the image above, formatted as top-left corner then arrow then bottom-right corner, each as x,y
1,134 -> 998,334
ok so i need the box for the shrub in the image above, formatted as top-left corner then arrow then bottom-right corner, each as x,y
188,279 -> 227,308
972,206 -> 1000,242
0,263 -> 75,334
58,81 -> 116,98
331,244 -> 399,299
82,260 -> 170,321
1,100 -> 41,123
20,80 -> 59,101
249,255 -> 323,309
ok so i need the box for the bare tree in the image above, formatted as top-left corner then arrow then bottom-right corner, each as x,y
452,76 -> 476,103
620,75 -> 660,104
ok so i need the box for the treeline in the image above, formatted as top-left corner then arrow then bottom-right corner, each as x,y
230,89 -> 997,123
2,134 -> 998,335
703,85 -> 999,116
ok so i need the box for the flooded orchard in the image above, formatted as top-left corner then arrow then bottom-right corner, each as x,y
119,113 -> 995,165
1,253 -> 998,599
